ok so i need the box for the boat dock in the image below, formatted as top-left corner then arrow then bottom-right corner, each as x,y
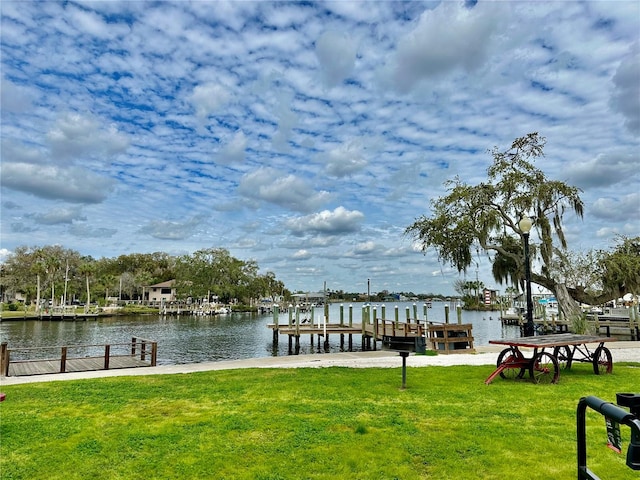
1,338 -> 157,377
267,319 -> 430,353
267,302 -> 476,354
501,313 -> 639,340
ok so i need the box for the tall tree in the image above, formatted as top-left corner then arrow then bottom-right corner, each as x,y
406,133 -> 589,324
78,260 -> 94,308
548,236 -> 640,305
174,248 -> 254,303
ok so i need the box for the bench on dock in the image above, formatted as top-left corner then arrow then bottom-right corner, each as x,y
0,338 -> 157,377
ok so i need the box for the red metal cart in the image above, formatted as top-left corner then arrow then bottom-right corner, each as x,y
485,334 -> 616,385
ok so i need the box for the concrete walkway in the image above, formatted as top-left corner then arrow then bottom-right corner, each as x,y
1,342 -> 638,386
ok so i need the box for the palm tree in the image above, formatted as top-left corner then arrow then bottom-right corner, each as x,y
78,262 -> 94,311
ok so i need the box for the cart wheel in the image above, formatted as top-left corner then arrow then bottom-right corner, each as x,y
593,346 -> 613,375
553,345 -> 572,370
530,352 -> 559,384
497,347 -> 526,379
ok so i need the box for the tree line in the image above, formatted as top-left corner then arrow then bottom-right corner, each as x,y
0,246 -> 288,308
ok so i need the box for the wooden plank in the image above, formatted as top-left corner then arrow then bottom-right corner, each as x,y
489,333 -> 616,349
8,356 -> 151,377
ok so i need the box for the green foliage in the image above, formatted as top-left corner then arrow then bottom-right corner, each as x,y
406,133 -> 583,278
5,302 -> 20,311
173,247 -> 284,304
120,304 -> 159,315
405,133 -> 637,308
571,313 -> 595,335
600,235 -> 640,297
548,236 -> 640,305
1,365 -> 638,479
1,245 -> 286,307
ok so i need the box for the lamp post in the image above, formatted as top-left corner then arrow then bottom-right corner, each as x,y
519,215 -> 535,337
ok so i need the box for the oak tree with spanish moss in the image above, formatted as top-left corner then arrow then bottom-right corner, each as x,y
406,133 -> 591,325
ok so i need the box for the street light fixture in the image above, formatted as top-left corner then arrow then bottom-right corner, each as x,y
519,215 -> 535,337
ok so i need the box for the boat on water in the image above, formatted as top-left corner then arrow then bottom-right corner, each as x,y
538,297 -> 559,316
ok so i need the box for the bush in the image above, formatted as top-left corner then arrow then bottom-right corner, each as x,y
121,304 -> 158,315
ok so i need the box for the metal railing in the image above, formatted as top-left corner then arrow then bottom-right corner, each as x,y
577,394 -> 640,479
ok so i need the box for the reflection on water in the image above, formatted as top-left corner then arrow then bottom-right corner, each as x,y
0,302 -> 520,365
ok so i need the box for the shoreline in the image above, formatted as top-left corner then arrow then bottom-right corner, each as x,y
1,342 -> 638,386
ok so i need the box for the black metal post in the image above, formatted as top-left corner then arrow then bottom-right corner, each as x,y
400,351 -> 409,389
523,231 -> 535,337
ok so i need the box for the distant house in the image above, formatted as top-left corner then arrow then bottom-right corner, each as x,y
291,292 -> 326,305
483,288 -> 499,306
146,280 -> 176,304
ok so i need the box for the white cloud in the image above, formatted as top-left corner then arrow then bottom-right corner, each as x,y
610,44 -> 640,134
566,152 -> 638,189
191,83 -> 231,119
1,162 -> 115,203
319,141 -> 368,177
315,30 -> 357,87
138,216 -> 205,240
383,2 -> 505,92
1,1 -> 638,295
285,206 -> 364,235
352,241 -> 376,255
31,206 -> 85,225
68,223 -> 118,238
0,78 -> 34,113
271,90 -> 298,152
591,193 -> 640,222
217,130 -> 247,164
292,249 -> 312,260
47,113 -> 129,161
238,167 -> 332,213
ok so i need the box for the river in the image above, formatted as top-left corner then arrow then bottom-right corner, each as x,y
0,301 -> 520,365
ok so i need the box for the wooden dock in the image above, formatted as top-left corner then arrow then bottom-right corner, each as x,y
267,318 -> 429,353
1,338 -> 157,377
0,312 -> 101,322
5,356 -> 151,377
266,302 -> 479,354
427,323 -> 475,354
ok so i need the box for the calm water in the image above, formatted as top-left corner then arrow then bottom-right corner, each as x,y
0,301 -> 520,365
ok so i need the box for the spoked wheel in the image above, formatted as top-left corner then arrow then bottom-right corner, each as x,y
593,346 -> 613,374
497,347 -> 526,379
530,352 -> 560,384
553,345 -> 573,370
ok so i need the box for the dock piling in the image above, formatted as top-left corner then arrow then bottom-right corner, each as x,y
60,346 -> 67,373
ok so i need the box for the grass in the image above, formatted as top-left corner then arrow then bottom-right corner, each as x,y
1,363 -> 639,479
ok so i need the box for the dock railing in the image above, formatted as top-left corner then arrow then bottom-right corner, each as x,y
1,338 -> 157,376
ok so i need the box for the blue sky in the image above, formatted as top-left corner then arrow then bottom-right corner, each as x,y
1,1 -> 638,296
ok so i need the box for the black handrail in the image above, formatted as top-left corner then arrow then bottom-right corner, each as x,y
577,394 -> 640,479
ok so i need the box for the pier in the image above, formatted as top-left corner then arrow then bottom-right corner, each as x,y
0,338 -> 157,377
501,312 -> 639,340
267,302 -> 473,354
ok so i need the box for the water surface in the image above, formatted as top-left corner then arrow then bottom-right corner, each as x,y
1,301 -> 520,364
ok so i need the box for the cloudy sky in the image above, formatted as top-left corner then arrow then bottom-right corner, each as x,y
1,1 -> 639,296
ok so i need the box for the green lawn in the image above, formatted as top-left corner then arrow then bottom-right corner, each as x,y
1,363 -> 638,479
